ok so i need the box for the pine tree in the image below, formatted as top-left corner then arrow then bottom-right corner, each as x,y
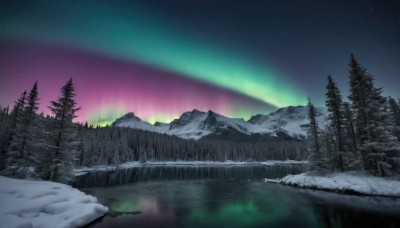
388,97 -> 400,140
325,75 -> 345,170
31,115 -> 54,180
1,92 -> 26,155
20,82 -> 40,166
348,54 -> 374,144
10,91 -> 27,129
306,98 -> 326,173
0,106 -> 10,170
343,102 -> 358,152
370,96 -> 400,176
0,105 -> 5,125
342,102 -> 362,169
48,78 -> 81,183
348,54 -> 399,175
1,91 -> 27,175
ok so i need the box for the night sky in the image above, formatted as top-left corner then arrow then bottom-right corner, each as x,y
1,0 -> 399,125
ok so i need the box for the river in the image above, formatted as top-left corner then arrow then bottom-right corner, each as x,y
76,165 -> 400,228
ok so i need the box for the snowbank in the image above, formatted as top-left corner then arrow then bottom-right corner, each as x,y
75,160 -> 307,175
261,160 -> 307,166
144,160 -> 306,166
0,176 -> 108,228
266,172 -> 400,197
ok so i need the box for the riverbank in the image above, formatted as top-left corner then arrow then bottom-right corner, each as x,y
74,160 -> 307,176
0,176 -> 108,228
265,172 -> 400,197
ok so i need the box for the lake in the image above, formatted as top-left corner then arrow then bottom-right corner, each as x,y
76,165 -> 400,228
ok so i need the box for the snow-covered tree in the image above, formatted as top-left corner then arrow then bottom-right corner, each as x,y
348,54 -> 375,144
1,91 -> 26,157
2,91 -> 27,177
31,115 -> 54,180
0,105 -> 8,126
306,98 -> 326,173
0,106 -> 10,170
342,102 -> 362,170
388,97 -> 400,140
343,102 -> 358,153
325,75 -> 345,170
48,78 -> 81,183
348,54 -> 400,175
20,83 -> 40,164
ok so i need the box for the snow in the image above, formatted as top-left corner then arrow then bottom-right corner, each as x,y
116,120 -> 159,132
153,122 -> 170,132
266,172 -> 400,197
74,160 -> 307,175
0,176 -> 108,228
164,110 -> 273,139
261,160 -> 308,166
165,110 -> 261,139
167,111 -> 212,139
113,112 -> 165,133
111,106 -> 329,140
250,106 -> 328,139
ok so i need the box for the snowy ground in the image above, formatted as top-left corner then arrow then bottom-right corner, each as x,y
0,176 -> 108,228
75,160 -> 307,176
265,172 -> 400,197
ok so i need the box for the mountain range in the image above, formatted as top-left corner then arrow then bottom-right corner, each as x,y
112,106 -> 328,141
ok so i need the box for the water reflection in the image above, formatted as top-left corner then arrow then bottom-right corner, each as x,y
82,167 -> 400,228
185,200 -> 290,227
75,165 -> 304,188
86,179 -> 319,228
299,190 -> 400,228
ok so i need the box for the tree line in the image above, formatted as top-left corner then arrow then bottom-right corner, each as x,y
77,126 -> 306,167
307,54 -> 400,176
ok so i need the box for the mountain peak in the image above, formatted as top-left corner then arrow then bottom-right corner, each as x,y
112,112 -> 141,124
169,109 -> 206,130
206,110 -> 217,115
191,109 -> 203,113
112,112 -> 156,132
154,121 -> 168,127
123,112 -> 136,118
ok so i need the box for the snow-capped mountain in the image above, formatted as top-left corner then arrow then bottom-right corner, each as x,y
112,112 -> 165,132
111,106 -> 328,141
248,106 -> 328,140
168,109 -> 256,140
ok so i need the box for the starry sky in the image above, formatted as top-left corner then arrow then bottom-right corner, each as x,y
0,0 -> 399,125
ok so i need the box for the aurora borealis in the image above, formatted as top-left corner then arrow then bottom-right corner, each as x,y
0,41 -> 274,125
1,0 -> 399,125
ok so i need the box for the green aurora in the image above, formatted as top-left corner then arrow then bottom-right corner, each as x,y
1,2 -> 307,111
